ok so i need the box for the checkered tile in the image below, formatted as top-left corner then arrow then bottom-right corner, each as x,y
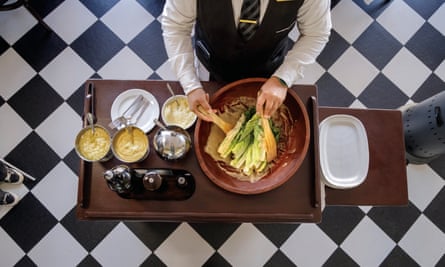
1,0 -> 444,266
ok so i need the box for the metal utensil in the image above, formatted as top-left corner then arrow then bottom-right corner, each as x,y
109,95 -> 145,129
86,112 -> 95,134
154,118 -> 168,130
134,99 -> 150,125
166,83 -> 175,97
166,83 -> 179,106
85,83 -> 97,123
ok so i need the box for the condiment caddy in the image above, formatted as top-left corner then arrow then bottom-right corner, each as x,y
103,165 -> 195,200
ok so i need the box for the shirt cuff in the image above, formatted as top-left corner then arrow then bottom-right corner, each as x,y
273,62 -> 305,87
179,73 -> 202,95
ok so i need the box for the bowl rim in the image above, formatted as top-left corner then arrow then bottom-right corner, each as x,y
75,124 -> 112,162
161,95 -> 197,130
111,126 -> 150,163
194,77 -> 311,195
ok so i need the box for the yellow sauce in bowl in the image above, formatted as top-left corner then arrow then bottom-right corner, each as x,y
76,126 -> 111,162
112,126 -> 149,163
162,96 -> 197,129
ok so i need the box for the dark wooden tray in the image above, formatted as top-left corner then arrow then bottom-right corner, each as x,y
321,107 -> 408,206
76,80 -> 322,222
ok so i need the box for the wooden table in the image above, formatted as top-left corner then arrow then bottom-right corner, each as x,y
76,79 -> 408,223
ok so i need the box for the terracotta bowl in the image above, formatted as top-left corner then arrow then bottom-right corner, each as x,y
194,78 -> 310,194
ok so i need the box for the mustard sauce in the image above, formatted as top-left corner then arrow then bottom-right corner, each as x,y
113,127 -> 148,162
163,97 -> 196,128
77,127 -> 111,161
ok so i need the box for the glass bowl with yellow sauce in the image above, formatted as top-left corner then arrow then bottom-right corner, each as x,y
161,95 -> 197,130
75,125 -> 112,162
111,126 -> 149,163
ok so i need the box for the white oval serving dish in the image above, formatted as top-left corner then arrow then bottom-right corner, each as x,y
319,114 -> 369,189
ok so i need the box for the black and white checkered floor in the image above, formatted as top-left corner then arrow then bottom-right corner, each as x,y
1,0 -> 444,266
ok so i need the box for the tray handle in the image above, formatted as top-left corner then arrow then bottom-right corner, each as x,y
310,96 -> 321,208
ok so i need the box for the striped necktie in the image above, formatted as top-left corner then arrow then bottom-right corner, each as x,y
238,0 -> 260,41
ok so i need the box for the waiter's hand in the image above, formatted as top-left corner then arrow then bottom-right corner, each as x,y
256,76 -> 288,118
187,88 -> 213,121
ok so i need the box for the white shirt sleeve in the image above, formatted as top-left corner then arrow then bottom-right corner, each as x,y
161,0 -> 332,93
161,0 -> 202,95
273,0 -> 332,87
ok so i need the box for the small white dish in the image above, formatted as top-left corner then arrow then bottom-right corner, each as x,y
111,89 -> 160,133
319,114 -> 369,189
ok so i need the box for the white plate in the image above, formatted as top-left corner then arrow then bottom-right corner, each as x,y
110,89 -> 160,133
319,114 -> 369,189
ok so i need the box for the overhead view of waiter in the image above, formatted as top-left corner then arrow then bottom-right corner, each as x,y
161,0 -> 332,120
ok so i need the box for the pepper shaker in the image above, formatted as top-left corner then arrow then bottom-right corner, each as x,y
104,165 -> 133,194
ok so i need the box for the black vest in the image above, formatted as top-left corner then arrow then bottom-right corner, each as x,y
195,0 -> 304,82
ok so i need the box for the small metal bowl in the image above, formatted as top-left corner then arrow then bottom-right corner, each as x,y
153,125 -> 191,160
